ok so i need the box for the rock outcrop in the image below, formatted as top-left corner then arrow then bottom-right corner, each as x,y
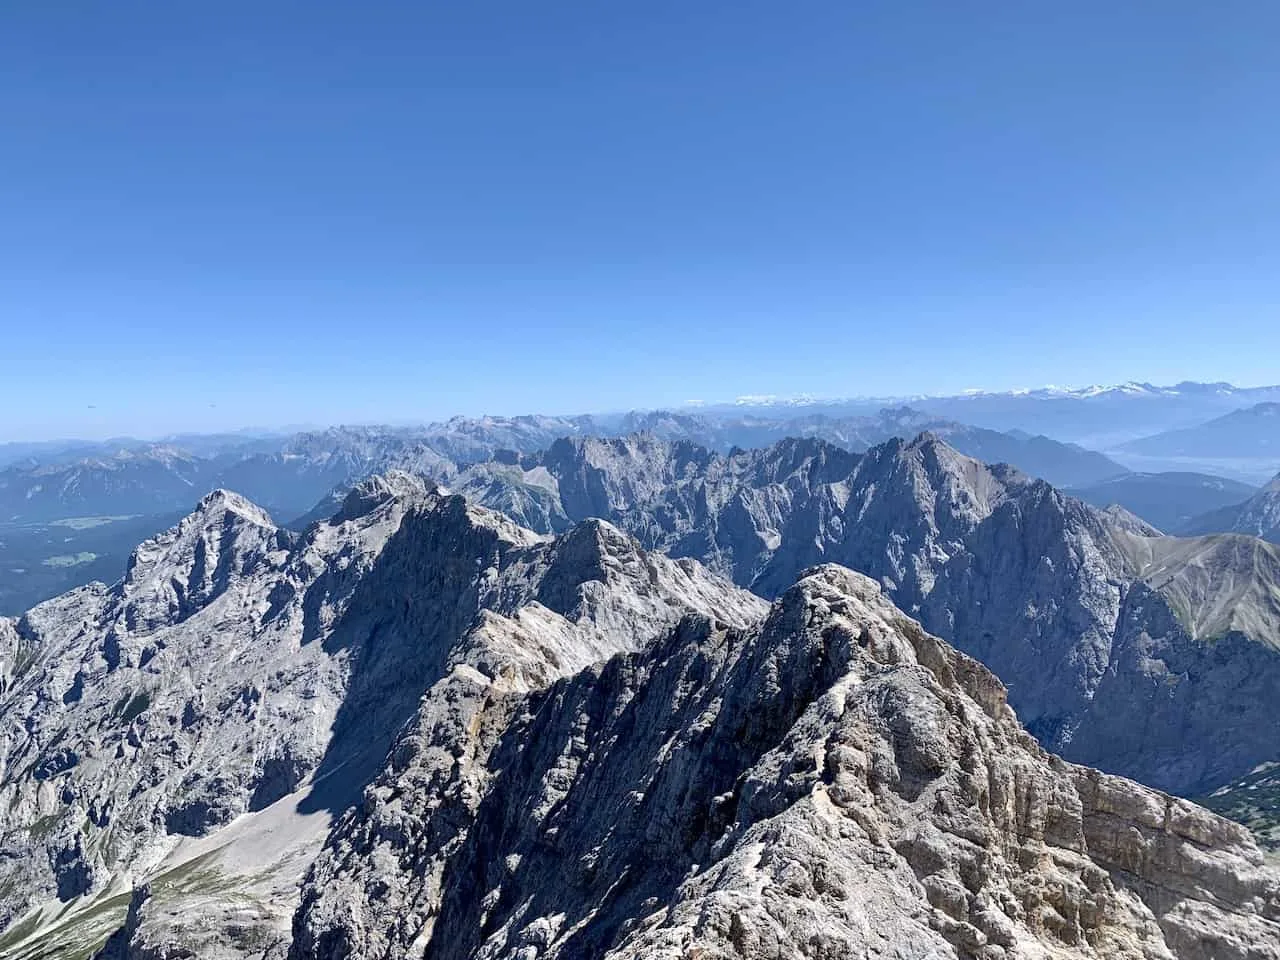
293,565 -> 1280,959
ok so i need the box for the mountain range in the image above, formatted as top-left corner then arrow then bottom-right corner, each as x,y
1107,402 -> 1280,484
715,381 -> 1280,447
442,434 -> 1280,796
11,378 -> 1279,467
0,428 -> 455,525
6,427 -> 1280,796
0,411 -> 1130,616
0,409 -> 1129,526
1120,402 -> 1280,459
1066,471 -> 1260,534
2,465 -> 1278,958
4,385 -> 1280,955
1182,471 -> 1280,543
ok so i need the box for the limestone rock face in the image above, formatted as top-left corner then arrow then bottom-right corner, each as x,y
288,516 -> 767,960
456,434 -> 1280,796
292,566 -> 1280,960
0,480 -> 417,944
0,476 -> 760,958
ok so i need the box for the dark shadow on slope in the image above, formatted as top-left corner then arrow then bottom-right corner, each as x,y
294,495 -> 519,817
425,595 -> 857,960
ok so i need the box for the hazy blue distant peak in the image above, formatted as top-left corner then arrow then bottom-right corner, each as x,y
716,381 -> 1279,409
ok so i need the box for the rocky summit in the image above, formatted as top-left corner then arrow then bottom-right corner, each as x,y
0,473 -> 1278,958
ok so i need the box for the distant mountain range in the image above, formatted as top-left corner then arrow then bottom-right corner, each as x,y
10,378 -> 1279,465
1120,401 -> 1280,458
1182,471 -> 1280,543
0,407 -> 1117,508
0,406 -> 1130,515
0,428 -> 455,525
710,380 -> 1280,447
1067,471 -> 1259,533
0,411 -> 1134,615
0,431 -> 292,471
10,384 -> 1280,614
1104,402 -> 1280,485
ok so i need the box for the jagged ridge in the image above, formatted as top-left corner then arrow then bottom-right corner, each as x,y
452,433 -> 1280,797
292,565 -> 1280,959
0,477 -> 761,957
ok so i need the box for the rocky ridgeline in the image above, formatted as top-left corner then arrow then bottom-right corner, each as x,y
1184,470 -> 1280,543
0,460 -> 1277,957
0,474 -> 760,957
454,433 -> 1280,796
289,564 -> 1280,960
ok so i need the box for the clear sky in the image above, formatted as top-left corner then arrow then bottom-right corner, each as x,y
3,2 -> 1279,440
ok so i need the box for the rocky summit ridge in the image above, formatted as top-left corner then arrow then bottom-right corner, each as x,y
292,563 -> 1280,960
451,433 -> 1280,797
0,476 -> 760,958
0,468 -> 1277,958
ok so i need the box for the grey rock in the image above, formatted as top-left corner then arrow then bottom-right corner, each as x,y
0,476 -> 758,957
3,459 -> 1280,959
455,433 -> 1280,796
293,565 -> 1280,959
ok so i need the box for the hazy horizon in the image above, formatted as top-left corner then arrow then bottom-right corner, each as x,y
4,377 -> 1279,445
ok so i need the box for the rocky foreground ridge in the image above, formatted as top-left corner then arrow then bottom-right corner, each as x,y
0,474 -> 1277,958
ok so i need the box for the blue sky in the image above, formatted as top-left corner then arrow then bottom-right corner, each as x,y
3,2 -> 1279,439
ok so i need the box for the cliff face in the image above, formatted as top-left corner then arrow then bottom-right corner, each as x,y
293,566 -> 1280,960
0,475 -> 761,958
287,516 -> 768,960
455,434 -> 1280,796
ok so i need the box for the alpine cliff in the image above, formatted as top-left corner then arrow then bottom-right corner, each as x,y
452,434 -> 1280,797
0,475 -> 760,957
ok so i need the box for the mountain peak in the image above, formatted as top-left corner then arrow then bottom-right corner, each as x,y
905,428 -> 945,449
788,562 -> 885,606
119,490 -> 287,623
534,517 -> 645,604
336,470 -> 435,522
193,488 -> 275,527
